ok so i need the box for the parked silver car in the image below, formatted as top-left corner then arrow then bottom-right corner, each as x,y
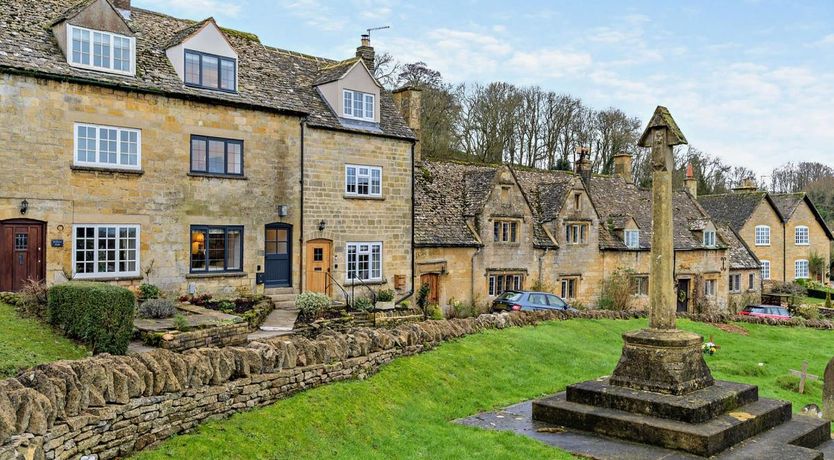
490,290 -> 576,312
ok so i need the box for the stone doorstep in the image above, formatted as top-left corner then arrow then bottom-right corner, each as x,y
565,379 -> 759,424
532,392 -> 792,457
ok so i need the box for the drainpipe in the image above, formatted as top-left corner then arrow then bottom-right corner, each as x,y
395,141 -> 417,304
782,223 -> 787,283
299,118 -> 306,293
470,246 -> 481,304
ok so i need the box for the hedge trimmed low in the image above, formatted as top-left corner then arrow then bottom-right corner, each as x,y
47,282 -> 136,355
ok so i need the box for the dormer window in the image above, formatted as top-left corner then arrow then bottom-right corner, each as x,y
703,230 -> 716,248
184,50 -> 236,92
67,25 -> 134,75
343,90 -> 374,120
624,230 -> 640,249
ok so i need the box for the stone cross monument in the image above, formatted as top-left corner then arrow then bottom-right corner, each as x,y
607,106 -> 714,395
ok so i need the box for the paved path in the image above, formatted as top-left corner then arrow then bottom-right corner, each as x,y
247,308 -> 299,341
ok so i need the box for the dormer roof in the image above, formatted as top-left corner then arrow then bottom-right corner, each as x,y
314,58 -> 381,88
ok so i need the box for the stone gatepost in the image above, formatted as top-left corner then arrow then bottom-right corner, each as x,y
823,357 -> 834,420
607,106 -> 713,395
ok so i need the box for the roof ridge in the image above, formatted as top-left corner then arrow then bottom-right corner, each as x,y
319,57 -> 360,70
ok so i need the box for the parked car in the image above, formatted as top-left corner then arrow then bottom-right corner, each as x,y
739,305 -> 791,319
491,290 -> 576,313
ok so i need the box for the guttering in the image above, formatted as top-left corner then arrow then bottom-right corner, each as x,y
299,118 -> 307,292
395,141 -> 417,304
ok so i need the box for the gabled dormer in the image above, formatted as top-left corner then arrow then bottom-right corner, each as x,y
689,219 -> 720,248
315,36 -> 383,126
165,18 -> 239,92
608,215 -> 641,249
51,0 -> 136,76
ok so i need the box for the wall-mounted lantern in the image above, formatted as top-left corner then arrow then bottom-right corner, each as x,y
318,220 -> 326,232
19,199 -> 28,215
277,205 -> 288,217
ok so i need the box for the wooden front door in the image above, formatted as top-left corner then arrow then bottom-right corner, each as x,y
676,279 -> 690,313
306,239 -> 331,295
0,220 -> 45,292
264,223 -> 291,287
420,273 -> 440,304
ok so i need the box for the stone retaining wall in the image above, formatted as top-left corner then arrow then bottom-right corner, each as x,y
2,309 -> 832,459
294,308 -> 424,337
156,322 -> 250,352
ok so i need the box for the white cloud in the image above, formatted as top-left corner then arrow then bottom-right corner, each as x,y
138,0 -> 242,18
507,49 -> 592,78
280,0 -> 347,31
816,33 -> 834,45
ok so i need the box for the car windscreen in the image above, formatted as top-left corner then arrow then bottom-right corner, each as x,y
497,292 -> 523,302
744,306 -> 766,313
771,308 -> 789,316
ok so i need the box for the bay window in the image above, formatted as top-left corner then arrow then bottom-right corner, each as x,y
73,224 -> 139,278
347,242 -> 382,281
190,226 -> 243,272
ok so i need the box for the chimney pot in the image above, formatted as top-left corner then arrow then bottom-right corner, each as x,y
732,177 -> 758,193
356,34 -> 375,72
684,163 -> 697,197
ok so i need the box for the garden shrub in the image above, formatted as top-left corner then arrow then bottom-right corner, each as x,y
447,298 -> 478,319
376,288 -> 395,302
138,283 -> 161,302
173,314 -> 190,332
597,269 -> 633,311
416,283 -> 431,319
17,279 -> 48,318
47,282 -> 135,355
797,304 -> 820,320
296,292 -> 330,319
398,300 -> 411,309
0,291 -> 20,306
427,304 -> 443,320
353,296 -> 374,311
138,298 -> 177,319
770,282 -> 807,307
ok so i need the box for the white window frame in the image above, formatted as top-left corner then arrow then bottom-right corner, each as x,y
704,279 -> 717,297
342,89 -> 375,121
761,260 -> 771,280
624,230 -> 640,249
72,224 -> 140,279
754,225 -> 770,246
66,25 -> 135,76
73,123 -> 142,170
703,230 -> 716,248
795,226 -> 810,246
346,242 -> 382,282
345,165 -> 382,197
795,259 -> 810,280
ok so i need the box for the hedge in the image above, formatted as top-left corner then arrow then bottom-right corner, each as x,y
47,282 -> 136,355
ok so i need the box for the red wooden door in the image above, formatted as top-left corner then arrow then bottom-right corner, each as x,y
0,220 -> 45,292
420,273 -> 439,304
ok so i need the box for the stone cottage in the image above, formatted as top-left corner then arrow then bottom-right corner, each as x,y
0,0 -> 416,299
414,153 -> 747,312
699,183 -> 833,286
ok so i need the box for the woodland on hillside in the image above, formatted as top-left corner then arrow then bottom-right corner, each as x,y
374,54 -> 834,225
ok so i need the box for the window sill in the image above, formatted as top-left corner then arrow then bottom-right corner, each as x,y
71,165 -> 144,175
343,194 -> 384,201
71,275 -> 143,282
344,278 -> 386,286
186,272 -> 248,279
188,172 -> 248,180
184,83 -> 238,94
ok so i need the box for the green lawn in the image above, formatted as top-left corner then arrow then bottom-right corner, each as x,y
0,302 -> 88,377
138,318 -> 834,460
802,296 -> 828,306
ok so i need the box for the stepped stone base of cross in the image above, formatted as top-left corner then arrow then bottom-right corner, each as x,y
530,107 -> 832,459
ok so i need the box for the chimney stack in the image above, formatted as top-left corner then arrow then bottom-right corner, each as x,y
733,177 -> 758,193
356,34 -> 375,73
575,147 -> 592,185
392,86 -> 422,161
613,152 -> 633,184
684,163 -> 697,198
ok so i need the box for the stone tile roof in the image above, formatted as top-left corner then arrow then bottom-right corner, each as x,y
589,176 -> 721,251
716,223 -> 760,270
414,161 -> 560,249
512,169 -> 579,222
772,192 -> 834,240
414,161 -> 484,247
698,192 -> 773,232
0,0 -> 415,140
313,58 -> 360,86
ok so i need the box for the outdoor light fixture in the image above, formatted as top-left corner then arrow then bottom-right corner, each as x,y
19,199 -> 28,215
277,205 -> 288,217
318,220 -> 326,231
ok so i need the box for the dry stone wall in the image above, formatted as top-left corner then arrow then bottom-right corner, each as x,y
0,310 -> 643,460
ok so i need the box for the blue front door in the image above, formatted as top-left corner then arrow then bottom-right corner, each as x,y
264,223 -> 291,287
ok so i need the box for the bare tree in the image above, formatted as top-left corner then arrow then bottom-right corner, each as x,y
373,52 -> 400,89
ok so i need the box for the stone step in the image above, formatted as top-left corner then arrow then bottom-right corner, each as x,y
814,439 -> 834,458
263,287 -> 295,295
565,379 -> 759,424
272,301 -> 297,310
532,393 -> 792,457
716,414 -> 830,459
267,293 -> 297,303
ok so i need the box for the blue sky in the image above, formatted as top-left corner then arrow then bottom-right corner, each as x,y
134,0 -> 834,177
